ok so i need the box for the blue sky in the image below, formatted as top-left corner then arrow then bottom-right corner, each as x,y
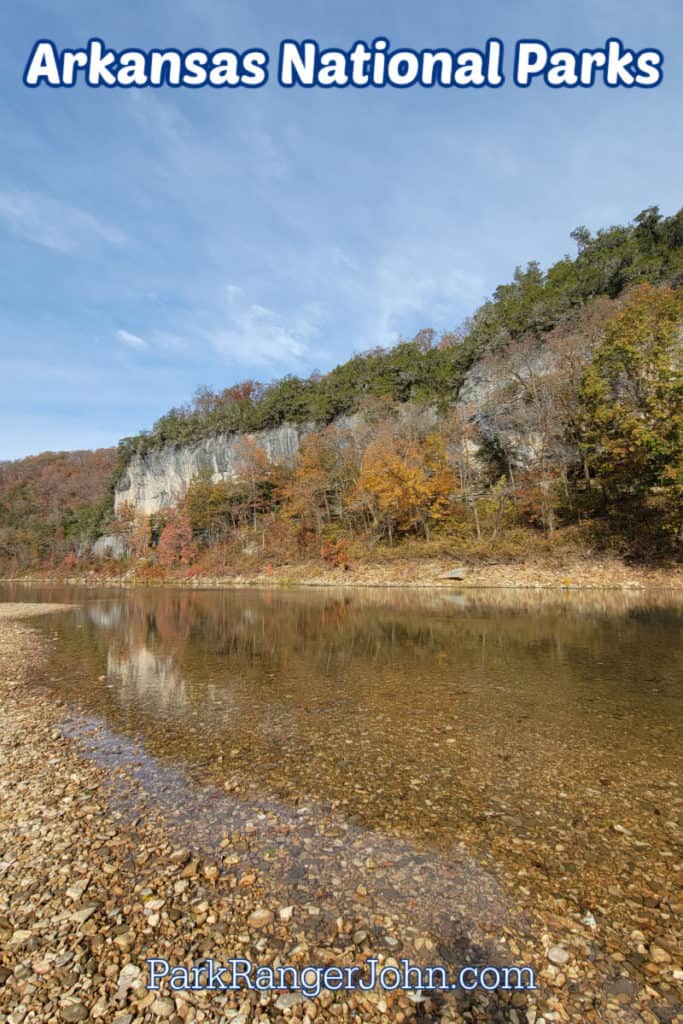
1,0 -> 681,459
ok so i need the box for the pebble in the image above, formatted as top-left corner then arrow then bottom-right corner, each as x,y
247,907 -> 273,928
151,996 -> 176,1017
66,877 -> 90,901
60,1003 -> 88,1022
69,906 -> 97,925
0,601 -> 681,1024
276,991 -> 303,1009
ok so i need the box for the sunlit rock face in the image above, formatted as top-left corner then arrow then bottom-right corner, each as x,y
456,342 -> 571,468
114,423 -> 307,515
112,345 -> 563,518
113,408 -> 444,517
458,341 -> 556,407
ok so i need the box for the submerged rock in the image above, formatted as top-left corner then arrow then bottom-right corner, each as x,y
247,907 -> 273,929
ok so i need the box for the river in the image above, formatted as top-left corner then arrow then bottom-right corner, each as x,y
2,583 -> 681,1020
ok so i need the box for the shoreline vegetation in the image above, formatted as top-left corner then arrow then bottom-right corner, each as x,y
2,553 -> 683,591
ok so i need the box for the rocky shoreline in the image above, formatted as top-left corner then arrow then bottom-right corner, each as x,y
1,604 -> 681,1024
0,605 -> 518,1024
3,555 -> 683,592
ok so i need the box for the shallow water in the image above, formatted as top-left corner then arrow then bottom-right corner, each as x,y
2,583 -> 682,1012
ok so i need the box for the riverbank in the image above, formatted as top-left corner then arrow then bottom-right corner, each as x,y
3,553 -> 683,591
0,604 -> 521,1024
1,602 -> 681,1024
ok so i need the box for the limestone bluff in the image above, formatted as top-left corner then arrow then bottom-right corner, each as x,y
112,343 -> 551,518
114,423 -> 305,517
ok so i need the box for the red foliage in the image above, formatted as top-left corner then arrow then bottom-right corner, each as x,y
156,509 -> 197,567
321,540 -> 350,569
62,551 -> 79,570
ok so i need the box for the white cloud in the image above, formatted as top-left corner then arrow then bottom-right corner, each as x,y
121,284 -> 322,371
115,328 -> 147,348
127,93 -> 291,188
369,256 -> 485,344
206,299 -> 322,368
0,190 -> 126,252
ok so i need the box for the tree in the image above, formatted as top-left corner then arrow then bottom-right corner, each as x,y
110,501 -> 152,558
183,471 -> 233,543
579,284 -> 683,539
233,437 -> 274,527
355,429 -> 455,542
283,425 -> 359,534
157,509 -> 197,566
443,407 -> 485,539
634,206 -> 662,245
570,225 -> 591,254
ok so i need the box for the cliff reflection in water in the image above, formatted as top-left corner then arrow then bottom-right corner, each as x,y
24,585 -> 683,861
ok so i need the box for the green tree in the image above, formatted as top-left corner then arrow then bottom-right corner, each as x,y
183,470 -> 233,543
579,285 -> 683,539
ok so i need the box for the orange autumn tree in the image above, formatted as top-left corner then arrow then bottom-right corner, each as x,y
183,471 -> 234,541
355,429 -> 455,542
282,425 -> 359,534
111,501 -> 152,559
232,437 -> 274,527
157,508 -> 196,567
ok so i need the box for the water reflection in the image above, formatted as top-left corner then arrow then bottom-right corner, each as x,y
2,583 -> 682,1016
7,585 -> 679,855
5,585 -> 682,850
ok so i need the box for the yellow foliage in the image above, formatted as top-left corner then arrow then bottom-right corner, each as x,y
355,431 -> 455,540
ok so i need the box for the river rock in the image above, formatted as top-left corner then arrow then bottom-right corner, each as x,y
247,908 -> 273,928
60,1004 -> 88,1022
151,996 -> 175,1017
66,877 -> 90,901
68,906 -> 97,925
8,930 -> 32,949
276,992 -> 303,1009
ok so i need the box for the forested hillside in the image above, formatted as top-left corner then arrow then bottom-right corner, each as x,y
1,204 -> 681,575
120,204 -> 683,456
0,449 -> 117,570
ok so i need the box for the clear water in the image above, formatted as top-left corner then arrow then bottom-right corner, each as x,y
2,583 -> 682,999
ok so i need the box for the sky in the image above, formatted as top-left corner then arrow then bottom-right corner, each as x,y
0,0 -> 681,460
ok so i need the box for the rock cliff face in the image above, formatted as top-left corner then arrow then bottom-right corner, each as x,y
114,423 -> 307,515
456,342 -> 562,465
457,341 -> 556,411
113,347 -> 558,517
